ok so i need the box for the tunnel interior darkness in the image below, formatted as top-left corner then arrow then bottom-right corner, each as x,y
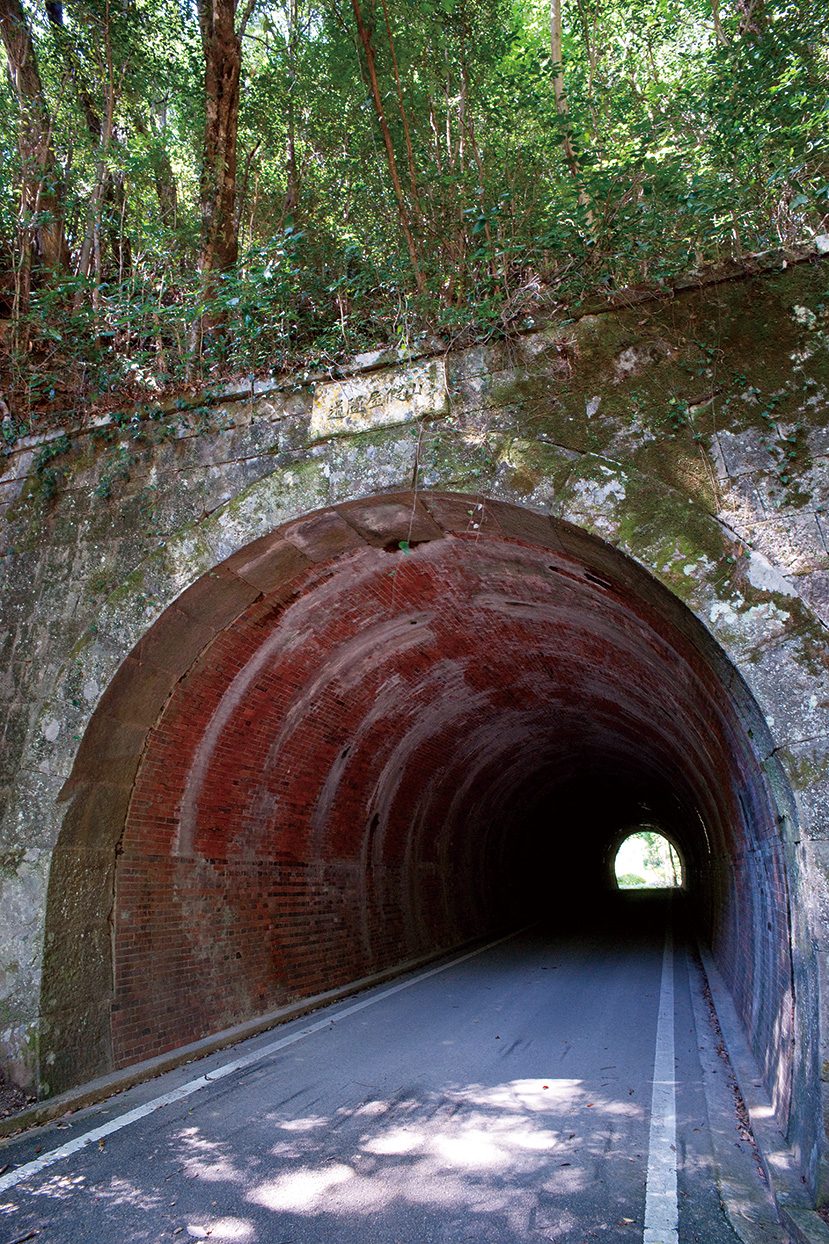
43,492 -> 797,1148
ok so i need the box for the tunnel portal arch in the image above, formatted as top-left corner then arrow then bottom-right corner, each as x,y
40,491 -> 815,1192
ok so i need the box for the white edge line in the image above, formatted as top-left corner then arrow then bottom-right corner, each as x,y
0,927 -> 523,1196
643,921 -> 678,1244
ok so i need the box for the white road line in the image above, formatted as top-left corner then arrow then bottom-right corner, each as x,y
0,929 -> 522,1196
644,923 -> 678,1244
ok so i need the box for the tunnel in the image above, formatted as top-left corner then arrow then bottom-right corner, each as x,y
41,492 -> 804,1167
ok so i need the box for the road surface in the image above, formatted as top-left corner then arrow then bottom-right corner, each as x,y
0,898 -> 769,1243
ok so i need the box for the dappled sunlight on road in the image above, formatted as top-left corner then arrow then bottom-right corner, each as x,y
0,1169 -> 87,1207
239,1075 -> 645,1238
0,1072 -> 645,1241
252,1162 -> 356,1211
88,1173 -> 166,1211
2,1070 -> 644,1242
191,1214 -> 257,1239
177,1125 -> 246,1183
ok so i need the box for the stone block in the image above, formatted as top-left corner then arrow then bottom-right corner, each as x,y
54,779 -> 133,852
735,511 -> 827,576
779,737 -> 829,838
64,715 -> 147,790
220,535 -> 312,596
282,508 -> 364,562
339,496 -> 443,547
738,635 -> 829,750
1,770 -> 67,849
420,492 -> 505,537
310,358 -> 448,439
170,565 -> 261,634
794,569 -> 829,626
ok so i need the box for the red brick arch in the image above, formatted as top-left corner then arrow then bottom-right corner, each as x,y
41,492 -> 796,1142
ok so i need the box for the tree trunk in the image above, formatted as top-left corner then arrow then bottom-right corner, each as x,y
198,0 -> 243,284
550,0 -> 595,236
189,0 -> 249,364
0,0 -> 70,285
378,0 -> 421,216
75,5 -> 120,293
737,0 -> 765,35
45,0 -> 104,142
351,0 -> 424,292
132,111 -> 179,231
283,0 -> 299,224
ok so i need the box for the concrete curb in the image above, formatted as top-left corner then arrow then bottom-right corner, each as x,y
687,948 -> 783,1243
698,944 -> 829,1244
0,936 -> 483,1144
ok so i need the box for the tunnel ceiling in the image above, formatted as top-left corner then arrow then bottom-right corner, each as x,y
136,497 -> 747,877
44,493 -> 790,1118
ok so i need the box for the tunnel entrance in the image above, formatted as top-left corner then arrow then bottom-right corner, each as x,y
42,492 -> 802,1173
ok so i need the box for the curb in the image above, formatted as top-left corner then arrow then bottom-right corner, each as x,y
784,1204 -> 829,1244
698,945 -> 829,1244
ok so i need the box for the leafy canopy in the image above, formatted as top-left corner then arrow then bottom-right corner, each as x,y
1,0 -> 827,430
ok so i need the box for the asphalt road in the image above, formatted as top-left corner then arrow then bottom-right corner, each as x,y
0,898 -> 766,1243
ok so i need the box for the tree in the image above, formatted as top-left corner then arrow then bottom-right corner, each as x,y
350,0 -> 424,292
0,0 -> 69,316
0,0 -> 826,424
194,0 -> 258,351
549,0 -> 594,234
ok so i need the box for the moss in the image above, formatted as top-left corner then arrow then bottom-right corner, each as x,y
605,469 -> 730,599
630,436 -> 719,511
85,567 -> 116,597
486,370 -> 602,454
222,452 -> 329,519
0,849 -> 24,878
68,563 -> 150,659
778,746 -> 829,793
624,481 -> 722,561
784,622 -> 829,680
103,564 -> 147,608
422,425 -> 495,485
495,438 -> 578,499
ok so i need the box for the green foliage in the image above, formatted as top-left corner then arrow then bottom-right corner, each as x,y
1,0 -> 828,434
